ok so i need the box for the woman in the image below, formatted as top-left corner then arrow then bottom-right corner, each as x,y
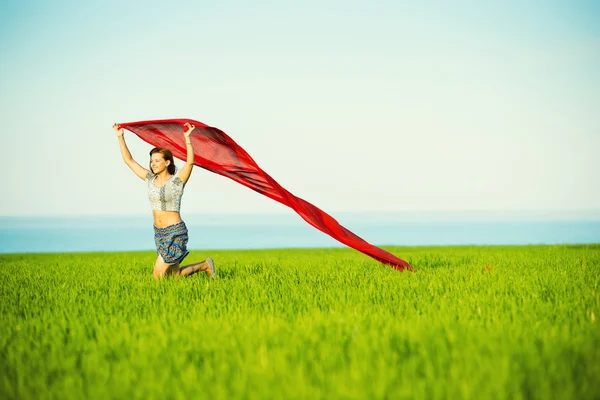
114,122 -> 216,280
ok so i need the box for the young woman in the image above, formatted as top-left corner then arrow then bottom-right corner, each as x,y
114,122 -> 216,280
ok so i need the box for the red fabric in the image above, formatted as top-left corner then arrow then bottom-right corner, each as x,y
120,118 -> 414,271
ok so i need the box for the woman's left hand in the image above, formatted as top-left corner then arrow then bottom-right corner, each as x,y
183,123 -> 195,138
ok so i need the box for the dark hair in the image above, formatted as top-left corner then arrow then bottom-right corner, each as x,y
149,148 -> 176,175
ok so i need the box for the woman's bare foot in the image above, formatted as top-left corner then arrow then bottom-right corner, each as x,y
204,257 -> 216,279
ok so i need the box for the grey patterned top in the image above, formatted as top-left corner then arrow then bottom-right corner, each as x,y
146,172 -> 185,212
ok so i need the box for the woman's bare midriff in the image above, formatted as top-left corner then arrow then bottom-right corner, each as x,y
153,210 -> 183,228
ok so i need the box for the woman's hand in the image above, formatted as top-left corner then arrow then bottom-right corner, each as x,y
183,122 -> 195,138
113,123 -> 124,137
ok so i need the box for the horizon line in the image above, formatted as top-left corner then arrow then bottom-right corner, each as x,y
2,209 -> 600,221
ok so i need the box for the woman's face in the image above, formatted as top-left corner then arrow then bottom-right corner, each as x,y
150,154 -> 170,174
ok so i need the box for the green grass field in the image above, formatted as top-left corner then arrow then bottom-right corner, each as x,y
1,245 -> 599,399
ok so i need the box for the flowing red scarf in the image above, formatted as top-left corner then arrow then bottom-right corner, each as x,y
120,118 -> 413,272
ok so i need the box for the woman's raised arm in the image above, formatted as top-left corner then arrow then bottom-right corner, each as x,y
114,123 -> 150,180
176,122 -> 195,183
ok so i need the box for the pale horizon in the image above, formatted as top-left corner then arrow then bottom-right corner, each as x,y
2,208 -> 600,221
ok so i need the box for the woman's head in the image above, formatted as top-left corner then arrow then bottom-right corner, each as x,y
149,148 -> 176,175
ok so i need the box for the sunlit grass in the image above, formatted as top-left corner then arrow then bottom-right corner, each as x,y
1,245 -> 599,399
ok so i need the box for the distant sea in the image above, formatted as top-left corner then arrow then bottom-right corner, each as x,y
1,211 -> 599,254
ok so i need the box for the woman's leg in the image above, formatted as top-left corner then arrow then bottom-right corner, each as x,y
154,255 -> 216,279
178,258 -> 215,278
153,255 -> 180,279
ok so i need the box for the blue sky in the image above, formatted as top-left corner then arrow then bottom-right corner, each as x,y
1,0 -> 598,216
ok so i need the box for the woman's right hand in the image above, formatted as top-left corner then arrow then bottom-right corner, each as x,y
113,123 -> 124,137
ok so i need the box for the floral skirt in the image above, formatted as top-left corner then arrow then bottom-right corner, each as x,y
154,221 -> 190,265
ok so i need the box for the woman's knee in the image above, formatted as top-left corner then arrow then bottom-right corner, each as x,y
154,256 -> 179,279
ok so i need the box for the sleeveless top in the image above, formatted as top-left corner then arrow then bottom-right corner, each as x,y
146,172 -> 185,212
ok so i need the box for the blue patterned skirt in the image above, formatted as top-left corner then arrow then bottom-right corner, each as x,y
154,221 -> 190,265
